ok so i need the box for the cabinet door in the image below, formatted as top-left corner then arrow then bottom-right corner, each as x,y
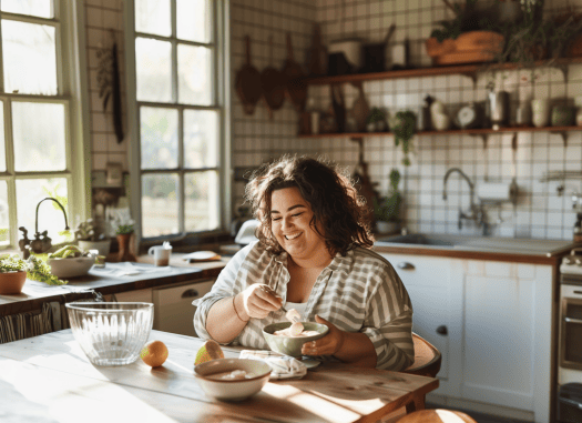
114,288 -> 153,303
380,253 -> 454,394
458,260 -> 552,422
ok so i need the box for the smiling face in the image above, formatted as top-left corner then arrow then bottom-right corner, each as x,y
270,187 -> 328,262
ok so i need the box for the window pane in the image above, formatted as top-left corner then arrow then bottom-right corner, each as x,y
184,110 -> 218,168
142,173 -> 179,237
178,44 -> 213,105
2,20 -> 57,95
136,38 -> 172,102
177,0 -> 212,43
16,178 -> 71,246
0,101 -> 5,172
13,102 -> 66,172
185,171 -> 218,232
2,0 -> 53,18
0,182 -> 9,244
140,107 -> 178,170
135,0 -> 171,37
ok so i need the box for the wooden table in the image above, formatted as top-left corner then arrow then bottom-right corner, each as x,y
0,330 -> 438,423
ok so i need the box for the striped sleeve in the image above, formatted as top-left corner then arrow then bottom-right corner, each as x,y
192,243 -> 255,340
361,256 -> 414,371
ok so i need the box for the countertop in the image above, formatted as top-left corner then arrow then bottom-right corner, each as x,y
0,256 -> 227,316
373,234 -> 575,265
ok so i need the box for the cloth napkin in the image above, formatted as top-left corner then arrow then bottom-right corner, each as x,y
239,350 -> 307,380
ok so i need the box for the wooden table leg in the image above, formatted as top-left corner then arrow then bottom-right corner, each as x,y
405,394 -> 426,414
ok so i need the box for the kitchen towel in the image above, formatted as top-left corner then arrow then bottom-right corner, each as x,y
476,181 -> 517,203
239,350 -> 307,380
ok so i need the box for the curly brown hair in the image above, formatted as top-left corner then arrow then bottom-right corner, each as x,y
244,155 -> 374,256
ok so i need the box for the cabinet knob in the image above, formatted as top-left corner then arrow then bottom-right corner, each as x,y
397,262 -> 415,270
181,289 -> 200,299
436,325 -> 448,335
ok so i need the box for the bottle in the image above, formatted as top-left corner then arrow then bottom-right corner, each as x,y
574,213 -> 582,243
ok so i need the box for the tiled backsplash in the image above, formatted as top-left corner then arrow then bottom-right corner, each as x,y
84,0 -> 582,241
232,0 -> 582,241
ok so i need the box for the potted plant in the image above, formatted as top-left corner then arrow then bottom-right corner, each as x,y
0,254 -> 66,294
114,219 -> 137,262
389,111 -> 417,166
374,169 -> 402,234
366,107 -> 388,132
75,219 -> 111,256
425,0 -> 504,65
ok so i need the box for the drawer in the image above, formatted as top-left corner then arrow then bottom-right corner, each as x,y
152,279 -> 214,337
380,253 -> 450,288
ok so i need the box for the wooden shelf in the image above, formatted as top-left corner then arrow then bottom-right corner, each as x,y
301,58 -> 582,86
298,126 -> 582,139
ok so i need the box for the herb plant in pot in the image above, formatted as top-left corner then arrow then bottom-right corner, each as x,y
374,169 -> 402,234
366,107 -> 388,132
0,254 -> 67,294
425,0 -> 503,65
115,220 -> 137,263
75,219 -> 111,256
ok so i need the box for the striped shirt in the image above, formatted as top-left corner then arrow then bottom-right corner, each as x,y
193,241 -> 414,371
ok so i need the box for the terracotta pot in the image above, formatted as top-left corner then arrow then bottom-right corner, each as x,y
455,31 -> 504,52
117,234 -> 137,262
425,37 -> 455,58
568,33 -> 582,57
0,271 -> 27,295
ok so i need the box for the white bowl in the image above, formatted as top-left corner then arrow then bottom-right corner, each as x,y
65,302 -> 154,366
48,255 -> 95,278
194,358 -> 271,401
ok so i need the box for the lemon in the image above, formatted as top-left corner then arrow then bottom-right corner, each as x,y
140,340 -> 169,367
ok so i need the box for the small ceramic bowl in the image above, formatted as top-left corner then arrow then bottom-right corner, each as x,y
194,358 -> 271,401
262,322 -> 329,358
48,255 -> 96,278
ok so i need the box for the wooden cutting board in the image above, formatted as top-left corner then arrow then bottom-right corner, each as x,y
261,35 -> 286,118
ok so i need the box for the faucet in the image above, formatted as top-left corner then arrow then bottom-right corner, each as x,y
19,197 -> 69,259
442,168 -> 482,231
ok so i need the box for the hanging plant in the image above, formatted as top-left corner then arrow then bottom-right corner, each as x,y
390,111 -> 417,166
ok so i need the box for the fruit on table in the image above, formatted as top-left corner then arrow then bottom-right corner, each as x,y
195,340 -> 224,365
140,340 -> 169,367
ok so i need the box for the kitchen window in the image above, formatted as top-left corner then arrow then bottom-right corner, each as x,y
0,1 -> 89,250
126,0 -> 230,243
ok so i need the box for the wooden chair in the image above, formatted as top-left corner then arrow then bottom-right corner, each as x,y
396,409 -> 478,423
402,333 -> 442,378
380,334 -> 442,422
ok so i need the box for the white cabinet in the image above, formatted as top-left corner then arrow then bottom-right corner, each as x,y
380,253 -> 553,423
381,254 -> 455,395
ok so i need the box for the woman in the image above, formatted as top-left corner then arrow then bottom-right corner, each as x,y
194,156 -> 413,370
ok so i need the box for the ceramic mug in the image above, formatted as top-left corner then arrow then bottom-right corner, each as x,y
531,99 -> 550,128
148,245 -> 172,266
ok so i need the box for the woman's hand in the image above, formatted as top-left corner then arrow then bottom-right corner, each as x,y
241,284 -> 282,320
301,315 -> 345,356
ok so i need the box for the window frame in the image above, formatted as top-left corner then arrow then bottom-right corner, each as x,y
125,0 -> 232,248
0,1 -> 91,250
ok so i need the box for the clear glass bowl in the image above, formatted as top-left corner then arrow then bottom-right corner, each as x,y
65,302 -> 154,366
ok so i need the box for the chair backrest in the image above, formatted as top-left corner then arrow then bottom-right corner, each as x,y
401,333 -> 442,378
396,409 -> 477,423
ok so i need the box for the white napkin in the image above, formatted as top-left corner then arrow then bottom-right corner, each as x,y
239,350 -> 307,380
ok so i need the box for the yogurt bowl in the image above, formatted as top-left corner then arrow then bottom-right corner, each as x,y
262,322 -> 329,358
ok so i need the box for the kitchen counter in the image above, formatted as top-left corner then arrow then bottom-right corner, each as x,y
373,234 -> 575,265
0,256 -> 227,316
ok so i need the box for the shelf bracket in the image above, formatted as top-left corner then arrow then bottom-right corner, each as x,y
470,133 -> 488,148
461,71 -> 478,88
555,63 -> 569,82
550,131 -> 568,147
